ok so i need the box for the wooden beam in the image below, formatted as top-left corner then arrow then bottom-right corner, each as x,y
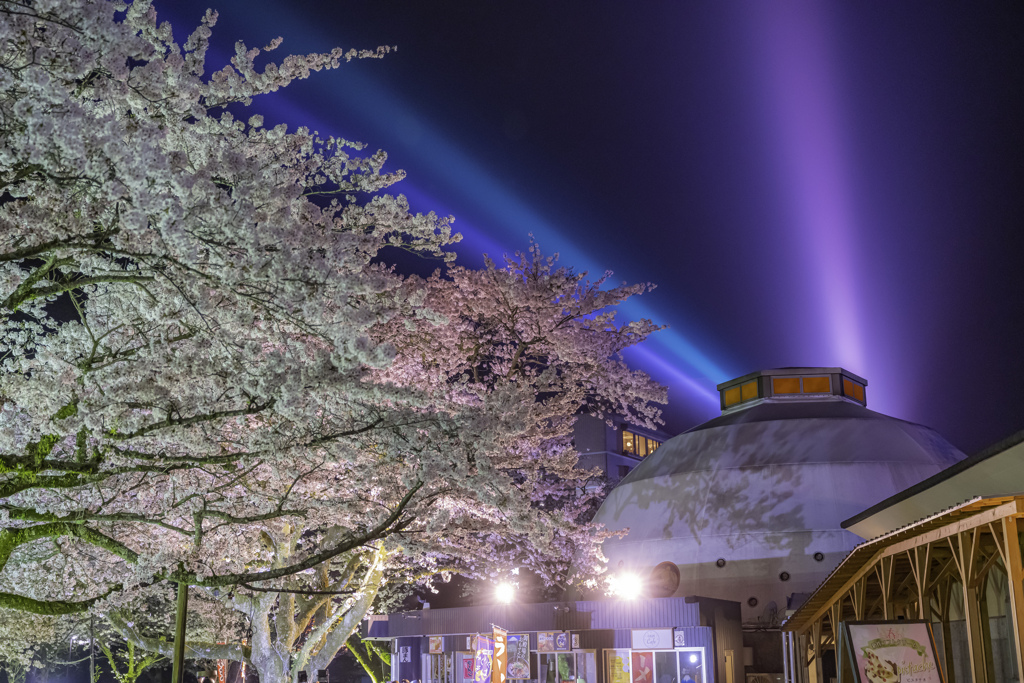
1003,516 -> 1024,680
880,500 -> 1024,560
789,548 -> 884,635
925,553 -> 960,596
969,548 -> 1002,591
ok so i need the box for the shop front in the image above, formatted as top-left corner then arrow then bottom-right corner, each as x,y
386,597 -> 742,683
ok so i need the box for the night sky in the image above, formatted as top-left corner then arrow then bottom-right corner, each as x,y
167,1 -> 1024,455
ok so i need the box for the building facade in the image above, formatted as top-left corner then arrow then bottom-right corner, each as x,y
383,597 -> 743,683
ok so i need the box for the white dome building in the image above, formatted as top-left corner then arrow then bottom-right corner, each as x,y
593,367 -> 965,626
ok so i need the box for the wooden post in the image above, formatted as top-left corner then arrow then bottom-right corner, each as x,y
1002,516 -> 1024,681
879,555 -> 895,620
913,545 -> 933,620
939,578 -> 956,683
810,618 -> 824,683
959,530 -> 990,683
171,582 -> 189,683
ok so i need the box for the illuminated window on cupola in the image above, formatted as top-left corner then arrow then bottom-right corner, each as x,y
723,379 -> 759,407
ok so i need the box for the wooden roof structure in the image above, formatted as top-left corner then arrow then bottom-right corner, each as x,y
782,494 -> 1024,683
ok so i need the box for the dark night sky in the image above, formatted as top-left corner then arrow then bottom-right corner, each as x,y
167,1 -> 1024,455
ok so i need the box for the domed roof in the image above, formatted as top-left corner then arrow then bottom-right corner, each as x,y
592,368 -> 965,616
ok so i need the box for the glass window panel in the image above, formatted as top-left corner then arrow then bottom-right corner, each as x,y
740,380 -> 758,402
723,386 -> 741,406
577,652 -> 597,683
557,653 -> 575,683
541,655 -> 559,683
843,378 -> 866,402
677,649 -> 704,683
637,436 -> 648,457
622,431 -> 635,454
772,377 -> 800,394
802,376 -> 830,393
654,651 -> 678,683
648,439 -> 659,454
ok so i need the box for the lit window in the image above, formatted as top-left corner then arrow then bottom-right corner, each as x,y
623,431 -> 661,457
723,386 -> 741,407
773,377 -> 800,394
802,376 -> 829,394
740,380 -> 758,402
843,378 -> 866,403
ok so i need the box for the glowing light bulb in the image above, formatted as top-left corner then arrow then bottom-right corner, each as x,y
496,582 -> 515,604
609,572 -> 642,600
689,654 -> 698,663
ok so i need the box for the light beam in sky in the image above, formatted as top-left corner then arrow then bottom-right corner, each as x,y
743,2 -> 867,378
168,2 -> 732,410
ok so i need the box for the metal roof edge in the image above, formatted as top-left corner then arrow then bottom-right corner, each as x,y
841,427 -> 1024,530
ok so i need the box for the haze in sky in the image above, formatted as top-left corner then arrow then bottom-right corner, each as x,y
168,0 -> 1024,454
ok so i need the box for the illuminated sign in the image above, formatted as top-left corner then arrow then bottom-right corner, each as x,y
630,629 -> 675,650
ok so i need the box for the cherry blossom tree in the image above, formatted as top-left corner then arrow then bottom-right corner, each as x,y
0,1 -> 665,680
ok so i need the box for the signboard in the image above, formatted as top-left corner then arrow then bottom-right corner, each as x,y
492,627 -> 507,683
571,634 -> 580,649
630,629 -> 675,651
429,636 -> 443,654
606,650 -> 631,683
506,634 -> 531,679
474,635 -> 494,683
673,631 -> 686,647
463,659 -> 475,680
630,652 -> 654,683
399,647 -> 411,663
537,631 -> 571,652
845,621 -> 944,683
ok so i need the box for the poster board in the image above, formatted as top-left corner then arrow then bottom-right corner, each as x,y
606,649 -> 631,683
843,621 -> 945,683
630,652 -> 654,683
506,634 -> 531,679
429,636 -> 444,654
537,631 -> 571,652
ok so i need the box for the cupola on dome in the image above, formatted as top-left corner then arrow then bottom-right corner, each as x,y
593,367 -> 964,624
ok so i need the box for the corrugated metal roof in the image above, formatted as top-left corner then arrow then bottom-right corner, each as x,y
388,597 -> 703,637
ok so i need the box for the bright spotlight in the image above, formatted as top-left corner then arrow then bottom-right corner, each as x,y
496,582 -> 515,604
608,572 -> 642,600
689,654 -> 698,663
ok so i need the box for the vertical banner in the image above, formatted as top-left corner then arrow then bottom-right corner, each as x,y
630,652 -> 654,683
463,658 -> 475,680
492,627 -> 507,683
474,635 -> 494,683
506,634 -> 531,679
